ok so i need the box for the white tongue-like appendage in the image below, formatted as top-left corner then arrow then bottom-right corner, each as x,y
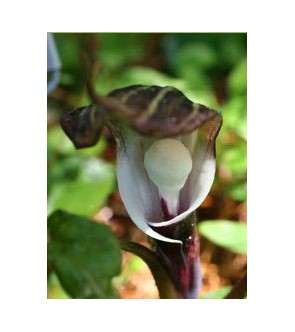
144,138 -> 193,218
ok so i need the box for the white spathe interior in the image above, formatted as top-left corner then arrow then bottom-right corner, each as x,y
116,128 -> 216,241
148,157 -> 215,227
116,132 -> 182,244
149,132 -> 216,227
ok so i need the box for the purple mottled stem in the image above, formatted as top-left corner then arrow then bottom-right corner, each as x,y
153,212 -> 202,299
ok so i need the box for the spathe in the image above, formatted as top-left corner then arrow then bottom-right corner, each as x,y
61,85 -> 222,244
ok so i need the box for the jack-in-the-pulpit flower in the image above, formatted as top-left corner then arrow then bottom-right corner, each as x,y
61,85 -> 222,299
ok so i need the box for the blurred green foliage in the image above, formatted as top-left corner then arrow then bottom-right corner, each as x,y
47,273 -> 70,299
200,286 -> 232,299
48,33 -> 247,299
198,220 -> 247,255
48,211 -> 121,298
47,126 -> 115,217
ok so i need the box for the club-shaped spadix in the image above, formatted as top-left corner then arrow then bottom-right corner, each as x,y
144,138 -> 193,217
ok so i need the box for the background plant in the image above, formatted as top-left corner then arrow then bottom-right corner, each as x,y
47,33 -> 247,299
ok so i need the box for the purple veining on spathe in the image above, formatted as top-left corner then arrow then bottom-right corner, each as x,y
160,197 -> 176,221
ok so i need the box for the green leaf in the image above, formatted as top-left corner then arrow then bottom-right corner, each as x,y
198,220 -> 247,254
200,286 -> 232,299
219,36 -> 247,68
226,181 -> 247,202
221,95 -> 247,140
47,273 -> 70,299
48,210 -> 121,299
173,42 -> 217,73
228,58 -> 247,96
99,33 -> 147,71
222,144 -> 247,177
48,158 -> 115,217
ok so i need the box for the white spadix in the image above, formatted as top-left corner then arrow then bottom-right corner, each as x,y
144,138 -> 193,216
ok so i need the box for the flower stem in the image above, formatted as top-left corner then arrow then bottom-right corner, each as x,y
119,240 -> 183,299
153,212 -> 202,299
